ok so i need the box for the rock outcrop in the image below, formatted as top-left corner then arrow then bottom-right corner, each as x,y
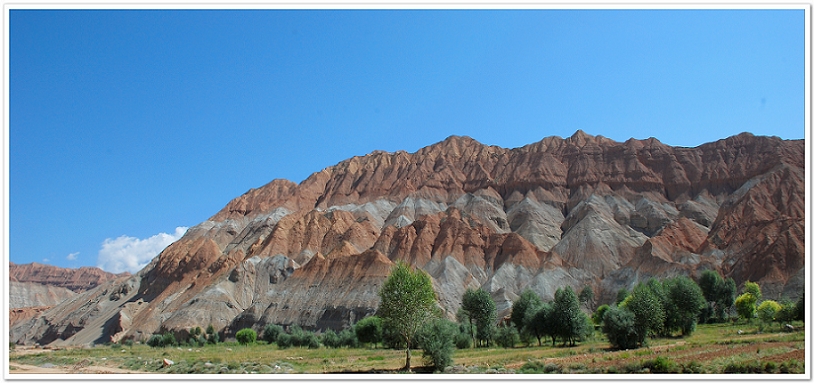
10,131 -> 805,346
10,262 -> 127,293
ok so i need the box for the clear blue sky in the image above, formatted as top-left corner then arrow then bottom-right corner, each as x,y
8,9 -> 805,272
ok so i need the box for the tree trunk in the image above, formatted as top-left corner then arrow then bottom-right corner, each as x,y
404,347 -> 411,371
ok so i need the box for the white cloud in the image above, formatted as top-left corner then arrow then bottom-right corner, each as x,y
42,258 -> 50,263
66,252 -> 79,261
96,227 -> 188,274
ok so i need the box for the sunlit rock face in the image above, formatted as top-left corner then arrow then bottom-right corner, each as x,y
10,131 -> 804,346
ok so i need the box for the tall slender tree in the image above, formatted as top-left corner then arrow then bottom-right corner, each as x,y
378,262 -> 437,370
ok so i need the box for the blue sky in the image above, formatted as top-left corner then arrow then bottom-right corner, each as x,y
8,9 -> 805,272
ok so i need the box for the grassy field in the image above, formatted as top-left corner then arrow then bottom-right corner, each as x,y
8,321 -> 806,374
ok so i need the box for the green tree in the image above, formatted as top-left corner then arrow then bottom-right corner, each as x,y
338,328 -> 358,348
524,302 -> 553,346
775,300 -> 797,324
321,329 -> 341,348
510,289 -> 542,331
743,281 -> 762,302
579,285 -> 595,310
664,276 -> 706,336
616,287 -> 630,305
494,323 -> 520,348
626,282 -> 665,345
461,288 -> 497,347
415,318 -> 457,372
263,324 -> 284,343
377,262 -> 437,370
235,328 -> 257,345
735,292 -> 758,322
602,305 -> 639,350
794,292 -> 805,322
551,286 -> 592,346
757,300 -> 782,325
354,316 -> 383,347
205,324 -> 220,345
592,304 -> 610,325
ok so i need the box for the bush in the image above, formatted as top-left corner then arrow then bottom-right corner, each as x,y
321,329 -> 341,348
602,306 -> 639,350
592,304 -> 610,325
276,333 -> 292,349
494,324 -> 519,348
354,316 -> 383,346
454,330 -> 471,349
794,292 -> 805,321
123,339 -> 134,347
263,324 -> 284,343
304,332 -> 321,349
162,332 -> 178,347
235,328 -> 257,345
338,328 -> 358,348
735,293 -> 758,321
146,334 -> 163,348
643,356 -> 676,373
416,318 -> 457,372
757,300 -> 782,325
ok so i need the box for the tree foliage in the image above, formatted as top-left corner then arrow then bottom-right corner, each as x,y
626,281 -> 665,345
550,286 -> 593,346
510,289 -> 541,331
461,288 -> 497,347
354,316 -> 383,347
579,285 -> 595,309
263,324 -> 284,343
415,318 -> 457,371
757,300 -> 782,324
743,281 -> 762,302
494,324 -> 520,348
664,276 -> 706,336
524,302 -> 553,346
602,305 -> 638,350
735,292 -> 758,322
235,328 -> 257,345
377,262 -> 437,370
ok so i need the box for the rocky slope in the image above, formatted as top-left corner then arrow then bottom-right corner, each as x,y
10,131 -> 805,346
10,262 -> 127,293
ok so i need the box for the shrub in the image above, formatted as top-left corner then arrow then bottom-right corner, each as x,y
123,339 -> 134,348
235,328 -> 257,345
321,329 -> 341,348
794,292 -> 805,321
354,316 -> 383,346
276,333 -> 292,349
592,304 -> 610,325
602,305 -> 639,350
625,282 -> 664,345
338,328 -> 358,348
147,334 -> 164,348
162,332 -> 178,347
757,300 -> 782,324
643,356 -> 676,373
494,324 -> 519,348
263,324 -> 284,343
454,330 -> 471,349
735,293 -> 758,322
775,301 -> 797,324
304,332 -> 321,349
416,318 -> 457,372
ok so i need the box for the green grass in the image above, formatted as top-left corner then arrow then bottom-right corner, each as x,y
8,321 -> 806,374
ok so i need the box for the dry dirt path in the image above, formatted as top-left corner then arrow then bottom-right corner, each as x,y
9,361 -> 148,374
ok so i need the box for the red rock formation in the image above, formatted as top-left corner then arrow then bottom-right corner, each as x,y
10,131 -> 804,346
10,262 -> 127,293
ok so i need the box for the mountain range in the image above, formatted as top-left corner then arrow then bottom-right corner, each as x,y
9,131 -> 805,346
